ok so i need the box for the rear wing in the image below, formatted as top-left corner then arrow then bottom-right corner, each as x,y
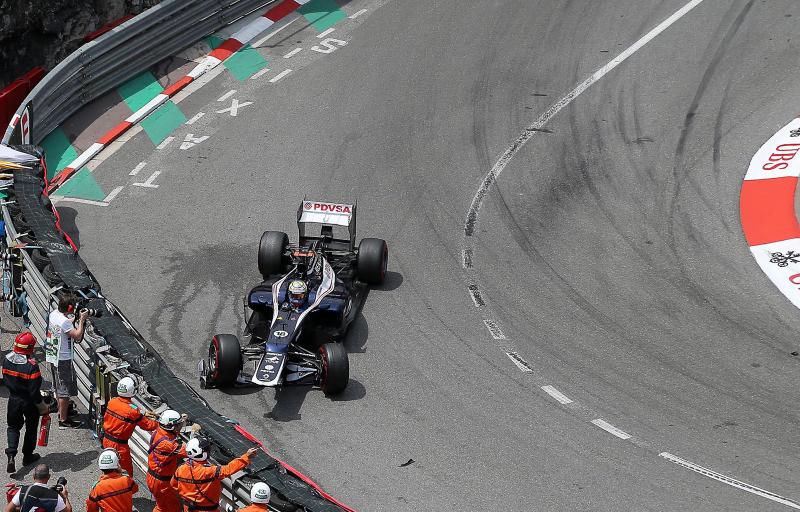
297,200 -> 357,248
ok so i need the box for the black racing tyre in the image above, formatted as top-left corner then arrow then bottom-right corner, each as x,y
356,238 -> 388,285
208,334 -> 242,388
258,231 -> 289,279
30,248 -> 49,270
318,342 -> 348,396
42,264 -> 62,287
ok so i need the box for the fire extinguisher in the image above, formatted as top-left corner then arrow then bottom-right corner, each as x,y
38,414 -> 51,447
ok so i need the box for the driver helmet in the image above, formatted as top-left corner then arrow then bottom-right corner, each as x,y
288,280 -> 308,308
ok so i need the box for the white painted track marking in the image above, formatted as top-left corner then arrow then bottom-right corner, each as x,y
250,68 -> 271,80
103,186 -> 124,203
269,70 -> 292,83
317,27 -> 335,38
483,319 -> 506,340
463,0 -> 706,243
349,8 -> 367,19
217,90 -> 237,102
216,99 -> 253,117
156,136 -> 174,150
50,196 -> 110,207
283,48 -> 303,58
591,419 -> 632,440
133,171 -> 161,188
186,112 -> 205,125
129,162 -> 146,176
252,16 -> 300,47
467,284 -> 485,307
506,352 -> 533,372
659,452 -> 800,510
542,385 -> 573,404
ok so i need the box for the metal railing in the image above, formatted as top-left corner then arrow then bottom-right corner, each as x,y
0,1 -> 348,510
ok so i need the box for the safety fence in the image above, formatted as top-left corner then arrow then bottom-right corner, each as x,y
0,1 -> 351,511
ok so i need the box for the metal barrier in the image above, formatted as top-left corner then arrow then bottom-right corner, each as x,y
0,1 -> 350,510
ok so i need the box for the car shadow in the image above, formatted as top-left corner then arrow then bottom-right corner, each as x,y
330,378 -> 365,402
344,314 -> 368,353
376,271 -> 403,292
218,384 -> 264,396
265,386 -> 312,422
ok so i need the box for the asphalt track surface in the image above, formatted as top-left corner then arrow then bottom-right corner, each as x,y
56,0 -> 800,510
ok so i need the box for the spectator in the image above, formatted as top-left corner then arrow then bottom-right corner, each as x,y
5,463 -> 73,512
47,293 -> 87,429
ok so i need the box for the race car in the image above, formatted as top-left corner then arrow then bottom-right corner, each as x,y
198,200 -> 388,395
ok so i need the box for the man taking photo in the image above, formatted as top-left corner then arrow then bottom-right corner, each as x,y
46,292 -> 88,429
5,463 -> 72,512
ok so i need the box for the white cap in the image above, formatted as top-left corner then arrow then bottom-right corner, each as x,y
98,449 -> 120,470
159,409 -> 182,430
117,377 -> 136,398
186,437 -> 209,461
250,482 -> 271,504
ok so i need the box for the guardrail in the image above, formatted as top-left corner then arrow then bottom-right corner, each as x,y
0,1 -> 351,511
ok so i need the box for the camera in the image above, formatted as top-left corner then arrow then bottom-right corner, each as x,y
52,476 -> 67,493
80,307 -> 103,318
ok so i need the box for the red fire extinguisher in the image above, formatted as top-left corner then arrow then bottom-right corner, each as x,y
37,414 -> 51,447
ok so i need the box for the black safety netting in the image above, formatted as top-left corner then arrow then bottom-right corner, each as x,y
7,145 -> 345,512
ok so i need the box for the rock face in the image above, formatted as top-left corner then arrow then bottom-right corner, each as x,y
0,0 -> 161,88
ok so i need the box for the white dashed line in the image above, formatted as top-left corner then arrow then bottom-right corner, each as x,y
128,162 -> 146,176
659,452 -> 800,509
591,419 -> 631,440
467,284 -> 485,307
349,8 -> 367,19
250,68 -> 271,80
541,385 -> 573,404
283,48 -> 303,58
133,171 -> 161,188
185,112 -> 205,124
103,186 -> 124,203
217,90 -> 237,102
505,352 -> 533,373
269,70 -> 292,83
156,136 -> 174,150
317,27 -> 335,38
483,319 -> 506,340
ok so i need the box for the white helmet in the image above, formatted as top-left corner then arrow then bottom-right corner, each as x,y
250,482 -> 271,504
117,377 -> 136,398
98,449 -> 120,470
186,437 -> 210,461
288,280 -> 307,307
159,409 -> 182,430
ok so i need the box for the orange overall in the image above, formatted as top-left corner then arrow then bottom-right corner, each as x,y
86,470 -> 137,512
237,505 -> 269,512
171,453 -> 253,512
148,427 -> 188,512
102,396 -> 158,477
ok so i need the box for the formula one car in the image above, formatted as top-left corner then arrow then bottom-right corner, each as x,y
199,200 -> 388,395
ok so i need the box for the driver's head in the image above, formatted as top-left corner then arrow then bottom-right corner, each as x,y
288,280 -> 308,308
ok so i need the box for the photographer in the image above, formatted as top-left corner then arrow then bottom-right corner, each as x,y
5,463 -> 72,512
46,293 -> 88,429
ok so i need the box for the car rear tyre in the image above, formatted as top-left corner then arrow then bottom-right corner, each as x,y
357,238 -> 388,285
208,334 -> 242,388
258,231 -> 289,279
318,342 -> 348,396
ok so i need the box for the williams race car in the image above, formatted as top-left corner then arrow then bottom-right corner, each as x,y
199,200 -> 387,395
